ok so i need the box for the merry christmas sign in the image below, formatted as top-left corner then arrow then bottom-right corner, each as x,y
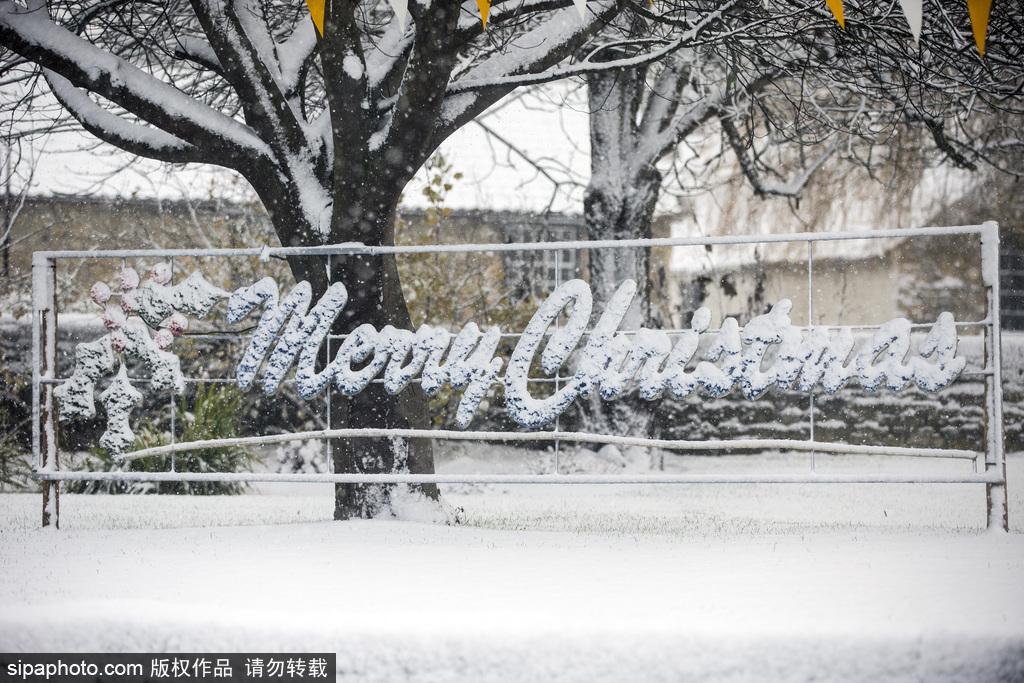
55,264 -> 966,456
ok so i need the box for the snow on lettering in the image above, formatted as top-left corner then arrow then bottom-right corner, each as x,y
57,268 -> 968,455
227,276 -> 967,431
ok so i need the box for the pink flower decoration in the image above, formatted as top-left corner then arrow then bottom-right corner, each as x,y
161,312 -> 189,336
89,282 -> 112,306
101,304 -> 126,330
118,266 -> 140,291
153,329 -> 174,350
148,262 -> 172,285
110,330 -> 129,353
121,290 -> 140,314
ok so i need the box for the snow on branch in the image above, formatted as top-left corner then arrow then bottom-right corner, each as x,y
438,1 -> 624,134
0,0 -> 271,165
171,35 -> 224,77
721,112 -> 841,199
445,0 -> 738,96
44,70 -> 203,164
278,20 -> 319,95
363,23 -> 414,102
188,0 -> 313,156
227,0 -> 285,84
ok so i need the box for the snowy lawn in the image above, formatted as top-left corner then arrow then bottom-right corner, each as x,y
2,450 -> 1024,682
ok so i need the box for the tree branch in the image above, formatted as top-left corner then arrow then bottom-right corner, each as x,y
44,69 -> 205,164
171,35 -> 224,77
445,0 -> 737,95
370,0 -> 463,197
438,0 -> 625,141
187,0 -> 311,155
721,112 -> 840,199
0,0 -> 269,163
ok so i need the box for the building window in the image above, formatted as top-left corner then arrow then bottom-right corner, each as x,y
504,219 -> 582,296
1001,243 -> 1024,330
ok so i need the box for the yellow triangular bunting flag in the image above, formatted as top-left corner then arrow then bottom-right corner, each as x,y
306,0 -> 325,36
476,0 -> 490,28
825,0 -> 845,28
966,0 -> 992,56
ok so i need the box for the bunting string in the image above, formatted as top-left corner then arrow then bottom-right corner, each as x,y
302,0 -> 996,58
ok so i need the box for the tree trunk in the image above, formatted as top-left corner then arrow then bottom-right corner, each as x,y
583,68 -> 663,443
584,67 -> 664,325
285,204 -> 439,520
582,168 -> 661,442
252,0 -> 466,519
583,168 -> 660,326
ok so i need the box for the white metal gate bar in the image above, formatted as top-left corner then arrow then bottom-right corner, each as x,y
35,471 -> 1004,485
28,223 -> 995,260
30,222 -> 1009,529
111,428 -> 982,464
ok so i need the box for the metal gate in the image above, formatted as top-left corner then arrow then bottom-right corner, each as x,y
30,222 -> 1008,529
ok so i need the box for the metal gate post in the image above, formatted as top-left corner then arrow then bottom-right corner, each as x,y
981,222 -> 1008,531
32,253 -> 59,528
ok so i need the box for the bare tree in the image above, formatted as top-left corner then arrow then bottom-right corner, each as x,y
561,0 -> 1023,439
0,0 -> 750,518
582,0 -> 1023,311
0,136 -> 38,277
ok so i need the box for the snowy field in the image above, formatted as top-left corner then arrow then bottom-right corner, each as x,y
2,449 -> 1024,682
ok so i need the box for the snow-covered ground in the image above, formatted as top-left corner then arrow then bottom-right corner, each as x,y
2,450 -> 1023,682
